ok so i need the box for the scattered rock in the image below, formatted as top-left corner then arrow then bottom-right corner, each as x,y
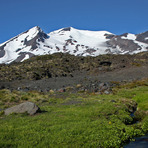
49,89 -> 54,93
104,90 -> 110,94
4,102 -> 40,115
58,88 -> 66,93
76,84 -> 82,88
110,100 -> 116,103
17,87 -> 21,90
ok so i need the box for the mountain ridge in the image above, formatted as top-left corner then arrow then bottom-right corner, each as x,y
0,26 -> 148,64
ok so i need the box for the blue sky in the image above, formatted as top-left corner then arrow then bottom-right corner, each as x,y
0,0 -> 148,43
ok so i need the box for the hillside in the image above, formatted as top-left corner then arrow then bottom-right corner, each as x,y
0,52 -> 148,92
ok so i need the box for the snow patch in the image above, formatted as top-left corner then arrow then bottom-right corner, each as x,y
21,54 -> 30,62
121,33 -> 136,40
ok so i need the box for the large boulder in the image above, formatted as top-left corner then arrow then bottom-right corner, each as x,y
4,102 -> 40,115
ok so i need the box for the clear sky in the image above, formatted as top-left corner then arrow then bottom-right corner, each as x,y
0,0 -> 148,44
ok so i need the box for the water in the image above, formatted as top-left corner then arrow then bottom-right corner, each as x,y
124,135 -> 148,148
124,111 -> 148,147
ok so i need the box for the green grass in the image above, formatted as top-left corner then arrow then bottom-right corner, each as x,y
115,86 -> 148,111
0,85 -> 148,147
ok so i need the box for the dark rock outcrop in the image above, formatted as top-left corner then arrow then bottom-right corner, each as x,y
136,31 -> 148,44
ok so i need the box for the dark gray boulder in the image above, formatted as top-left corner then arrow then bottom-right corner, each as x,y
4,102 -> 40,115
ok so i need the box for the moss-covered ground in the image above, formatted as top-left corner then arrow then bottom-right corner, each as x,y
0,81 -> 148,148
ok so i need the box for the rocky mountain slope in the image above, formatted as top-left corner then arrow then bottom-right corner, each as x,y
0,26 -> 148,64
0,52 -> 148,92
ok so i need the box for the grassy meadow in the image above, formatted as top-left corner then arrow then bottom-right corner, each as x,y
0,80 -> 148,148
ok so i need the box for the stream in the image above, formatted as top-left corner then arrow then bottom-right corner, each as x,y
124,134 -> 148,148
124,109 -> 148,147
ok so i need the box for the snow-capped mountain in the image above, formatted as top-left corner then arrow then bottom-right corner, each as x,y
0,26 -> 148,64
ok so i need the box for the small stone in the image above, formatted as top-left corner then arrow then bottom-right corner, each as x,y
58,88 -> 66,92
104,90 -> 110,94
76,84 -> 82,88
49,89 -> 54,93
110,100 -> 116,103
99,83 -> 105,88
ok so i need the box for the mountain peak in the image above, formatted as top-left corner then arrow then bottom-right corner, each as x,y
31,26 -> 41,31
61,27 -> 72,31
25,26 -> 43,35
0,26 -> 148,64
